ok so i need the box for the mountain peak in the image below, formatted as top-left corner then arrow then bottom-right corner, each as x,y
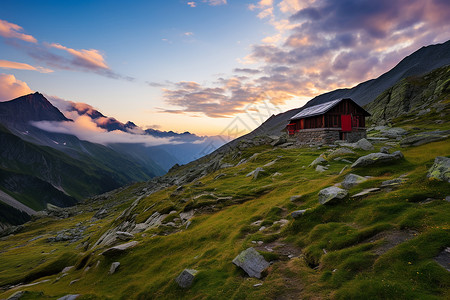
0,92 -> 71,123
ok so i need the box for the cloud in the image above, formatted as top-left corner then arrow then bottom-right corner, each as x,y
187,2 -> 196,7
49,43 -> 109,70
184,32 -> 194,36
31,116 -> 181,146
0,59 -> 53,73
0,73 -> 33,101
0,19 -> 37,43
205,0 -> 227,5
163,0 -> 450,118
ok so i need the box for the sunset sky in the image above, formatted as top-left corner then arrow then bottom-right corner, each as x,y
1,0 -> 449,137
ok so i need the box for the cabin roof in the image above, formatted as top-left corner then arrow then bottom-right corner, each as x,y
290,98 -> 370,120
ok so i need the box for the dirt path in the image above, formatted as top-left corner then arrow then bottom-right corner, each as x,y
0,189 -> 36,215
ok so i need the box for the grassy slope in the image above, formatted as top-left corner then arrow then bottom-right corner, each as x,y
0,115 -> 448,299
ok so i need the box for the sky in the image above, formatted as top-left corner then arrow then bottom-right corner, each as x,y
1,0 -> 449,138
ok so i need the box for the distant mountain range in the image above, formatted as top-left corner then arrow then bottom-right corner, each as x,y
0,93 -> 225,223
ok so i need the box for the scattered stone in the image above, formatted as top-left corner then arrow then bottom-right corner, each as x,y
273,219 -> 289,226
400,130 -> 449,147
61,266 -> 74,274
351,188 -> 381,198
175,269 -> 198,288
109,262 -> 120,274
380,146 -> 390,154
318,187 -> 348,205
7,291 -> 28,300
57,295 -> 79,300
315,165 -> 327,172
327,147 -> 356,159
339,165 -> 349,175
253,283 -> 263,287
259,226 -> 266,231
264,160 -> 277,167
341,159 -> 353,164
232,247 -> 270,279
309,155 -> 327,167
291,210 -> 307,219
220,163 -> 234,169
185,221 -> 192,229
427,156 -> 450,182
246,167 -> 265,180
69,279 -> 79,286
355,138 -> 374,151
101,241 -> 139,256
351,151 -> 404,168
272,172 -> 282,177
290,195 -> 302,202
116,231 -> 134,241
380,178 -> 407,187
446,196 -> 450,202
179,210 -> 194,221
341,173 -> 368,189
271,136 -> 287,147
214,173 -> 227,180
381,127 -> 408,139
434,247 -> 450,272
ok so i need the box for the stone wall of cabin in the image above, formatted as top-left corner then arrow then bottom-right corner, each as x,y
295,128 -> 366,146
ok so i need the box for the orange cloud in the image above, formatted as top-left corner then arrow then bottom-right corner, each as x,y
0,59 -> 53,73
0,73 -> 33,101
49,43 -> 109,70
0,19 -> 37,43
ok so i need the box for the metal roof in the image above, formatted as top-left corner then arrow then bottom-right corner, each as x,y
290,98 -> 343,120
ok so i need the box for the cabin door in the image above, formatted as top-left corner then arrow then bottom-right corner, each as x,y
341,115 -> 352,132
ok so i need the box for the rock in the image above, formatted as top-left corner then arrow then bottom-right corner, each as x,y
273,219 -> 289,226
327,147 -> 356,159
101,241 -> 139,256
220,163 -> 234,169
232,247 -> 270,279
380,147 -> 390,154
116,231 -> 134,241
380,178 -> 407,187
339,165 -> 349,175
427,156 -> 450,182
272,172 -> 282,177
291,210 -> 307,219
434,247 -> 450,272
57,295 -> 80,300
271,136 -> 287,147
315,165 -> 327,172
400,130 -> 449,147
179,210 -> 194,221
351,151 -> 404,168
351,188 -> 381,198
290,195 -> 302,202
354,138 -> 374,151
214,173 -> 227,180
109,262 -> 120,274
318,187 -> 348,205
246,167 -> 265,180
175,269 -> 198,288
446,196 -> 450,202
61,266 -> 74,274
309,155 -> 327,167
259,226 -> 266,231
381,127 -> 408,139
264,160 -> 277,167
341,173 -> 368,189
7,291 -> 28,300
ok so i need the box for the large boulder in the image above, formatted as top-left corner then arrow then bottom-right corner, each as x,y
232,247 -> 270,279
342,173 -> 368,189
175,269 -> 198,288
351,151 -> 404,168
318,187 -> 348,205
381,127 -> 408,139
427,156 -> 450,183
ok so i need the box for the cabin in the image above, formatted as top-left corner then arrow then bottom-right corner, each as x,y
286,98 -> 371,145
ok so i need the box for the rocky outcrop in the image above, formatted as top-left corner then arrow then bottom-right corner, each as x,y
101,241 -> 138,256
400,130 -> 449,147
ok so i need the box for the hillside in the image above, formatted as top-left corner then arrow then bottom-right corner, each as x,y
233,40 -> 450,139
0,65 -> 448,299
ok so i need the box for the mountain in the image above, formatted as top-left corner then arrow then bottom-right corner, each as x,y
0,92 -> 71,124
0,60 -> 448,299
233,40 -> 450,139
